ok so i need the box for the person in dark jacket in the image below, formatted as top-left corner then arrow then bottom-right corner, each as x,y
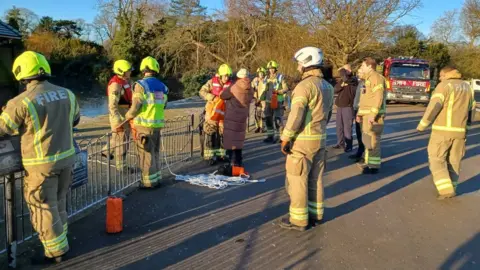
220,68 -> 254,167
333,65 -> 358,152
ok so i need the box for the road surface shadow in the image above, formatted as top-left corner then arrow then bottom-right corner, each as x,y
325,128 -> 480,222
440,232 -> 480,270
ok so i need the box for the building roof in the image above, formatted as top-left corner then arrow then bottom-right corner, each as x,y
0,20 -> 22,40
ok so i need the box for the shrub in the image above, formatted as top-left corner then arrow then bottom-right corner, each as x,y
180,68 -> 213,98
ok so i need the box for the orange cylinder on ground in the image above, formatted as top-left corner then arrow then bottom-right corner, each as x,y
106,196 -> 123,233
232,166 -> 248,176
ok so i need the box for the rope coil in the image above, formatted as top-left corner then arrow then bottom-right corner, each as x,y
160,131 -> 266,189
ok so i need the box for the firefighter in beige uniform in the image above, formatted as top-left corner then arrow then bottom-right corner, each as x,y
264,60 -> 289,143
103,60 -> 133,170
356,57 -> 387,174
417,66 -> 476,199
0,51 -> 80,264
199,64 -> 233,164
252,67 -> 268,133
125,56 -> 168,188
279,47 -> 334,231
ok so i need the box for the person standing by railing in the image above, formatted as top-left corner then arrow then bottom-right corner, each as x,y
124,56 -> 168,188
0,51 -> 80,265
102,60 -> 134,171
199,64 -> 233,165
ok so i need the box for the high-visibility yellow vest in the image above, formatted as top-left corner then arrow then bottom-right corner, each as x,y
134,77 -> 168,128
268,74 -> 285,102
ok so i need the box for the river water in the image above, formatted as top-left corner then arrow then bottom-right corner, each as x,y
74,88 -> 205,118
77,92 -> 108,117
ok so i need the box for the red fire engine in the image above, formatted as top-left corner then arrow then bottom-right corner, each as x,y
378,57 -> 431,103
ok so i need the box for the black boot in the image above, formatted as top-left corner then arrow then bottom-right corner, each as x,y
278,217 -> 307,232
208,156 -> 218,166
309,219 -> 323,227
361,167 -> 379,175
254,127 -> 261,133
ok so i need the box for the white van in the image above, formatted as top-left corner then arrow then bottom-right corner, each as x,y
470,79 -> 480,111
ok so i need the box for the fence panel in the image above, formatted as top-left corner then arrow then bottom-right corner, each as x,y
0,114 -> 194,258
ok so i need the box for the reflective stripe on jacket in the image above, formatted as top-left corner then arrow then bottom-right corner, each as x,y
358,70 -> 387,118
0,81 -> 80,173
267,73 -> 288,102
417,70 -> 475,138
281,69 -> 334,149
132,77 -> 169,128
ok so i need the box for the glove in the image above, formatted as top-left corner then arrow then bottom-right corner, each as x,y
356,115 -> 362,123
206,93 -> 215,101
281,140 -> 292,155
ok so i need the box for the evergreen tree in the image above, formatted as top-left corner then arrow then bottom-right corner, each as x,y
169,0 -> 206,26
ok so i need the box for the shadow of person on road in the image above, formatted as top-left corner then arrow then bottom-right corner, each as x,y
456,173 -> 480,196
440,232 -> 480,270
325,127 -> 480,222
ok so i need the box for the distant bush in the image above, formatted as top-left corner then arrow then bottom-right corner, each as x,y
180,69 -> 213,98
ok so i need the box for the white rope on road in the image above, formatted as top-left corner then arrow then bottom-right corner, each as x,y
160,131 -> 266,190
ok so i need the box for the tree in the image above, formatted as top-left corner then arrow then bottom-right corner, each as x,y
388,25 -> 426,57
169,0 -> 206,26
297,0 -> 421,68
53,20 -> 83,38
430,10 -> 461,45
4,6 -> 38,37
224,0 -> 294,19
461,0 -> 480,47
36,16 -> 55,32
422,42 -> 450,78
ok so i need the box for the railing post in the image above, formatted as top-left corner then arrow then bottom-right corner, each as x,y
5,173 -> 17,268
190,114 -> 194,158
106,133 -> 111,196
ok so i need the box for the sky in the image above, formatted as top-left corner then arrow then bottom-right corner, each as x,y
0,0 -> 465,37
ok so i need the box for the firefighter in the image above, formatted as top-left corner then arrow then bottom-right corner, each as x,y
0,51 -> 80,264
356,57 -> 386,174
279,47 -> 334,231
199,64 -> 233,165
102,59 -> 133,170
349,78 -> 366,162
417,66 -> 476,199
124,56 -> 168,188
252,67 -> 267,133
264,60 -> 289,143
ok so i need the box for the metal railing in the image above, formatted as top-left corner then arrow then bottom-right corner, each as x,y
0,114 -> 194,267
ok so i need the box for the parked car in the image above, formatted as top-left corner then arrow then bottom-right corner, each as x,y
469,79 -> 480,111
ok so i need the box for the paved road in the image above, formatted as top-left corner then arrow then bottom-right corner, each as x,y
18,104 -> 480,270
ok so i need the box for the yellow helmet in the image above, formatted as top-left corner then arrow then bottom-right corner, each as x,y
113,60 -> 133,76
256,67 -> 266,74
12,51 -> 51,81
267,60 -> 279,69
218,64 -> 232,76
140,56 -> 160,73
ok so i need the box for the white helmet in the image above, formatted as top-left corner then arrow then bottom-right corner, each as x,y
294,47 -> 323,68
